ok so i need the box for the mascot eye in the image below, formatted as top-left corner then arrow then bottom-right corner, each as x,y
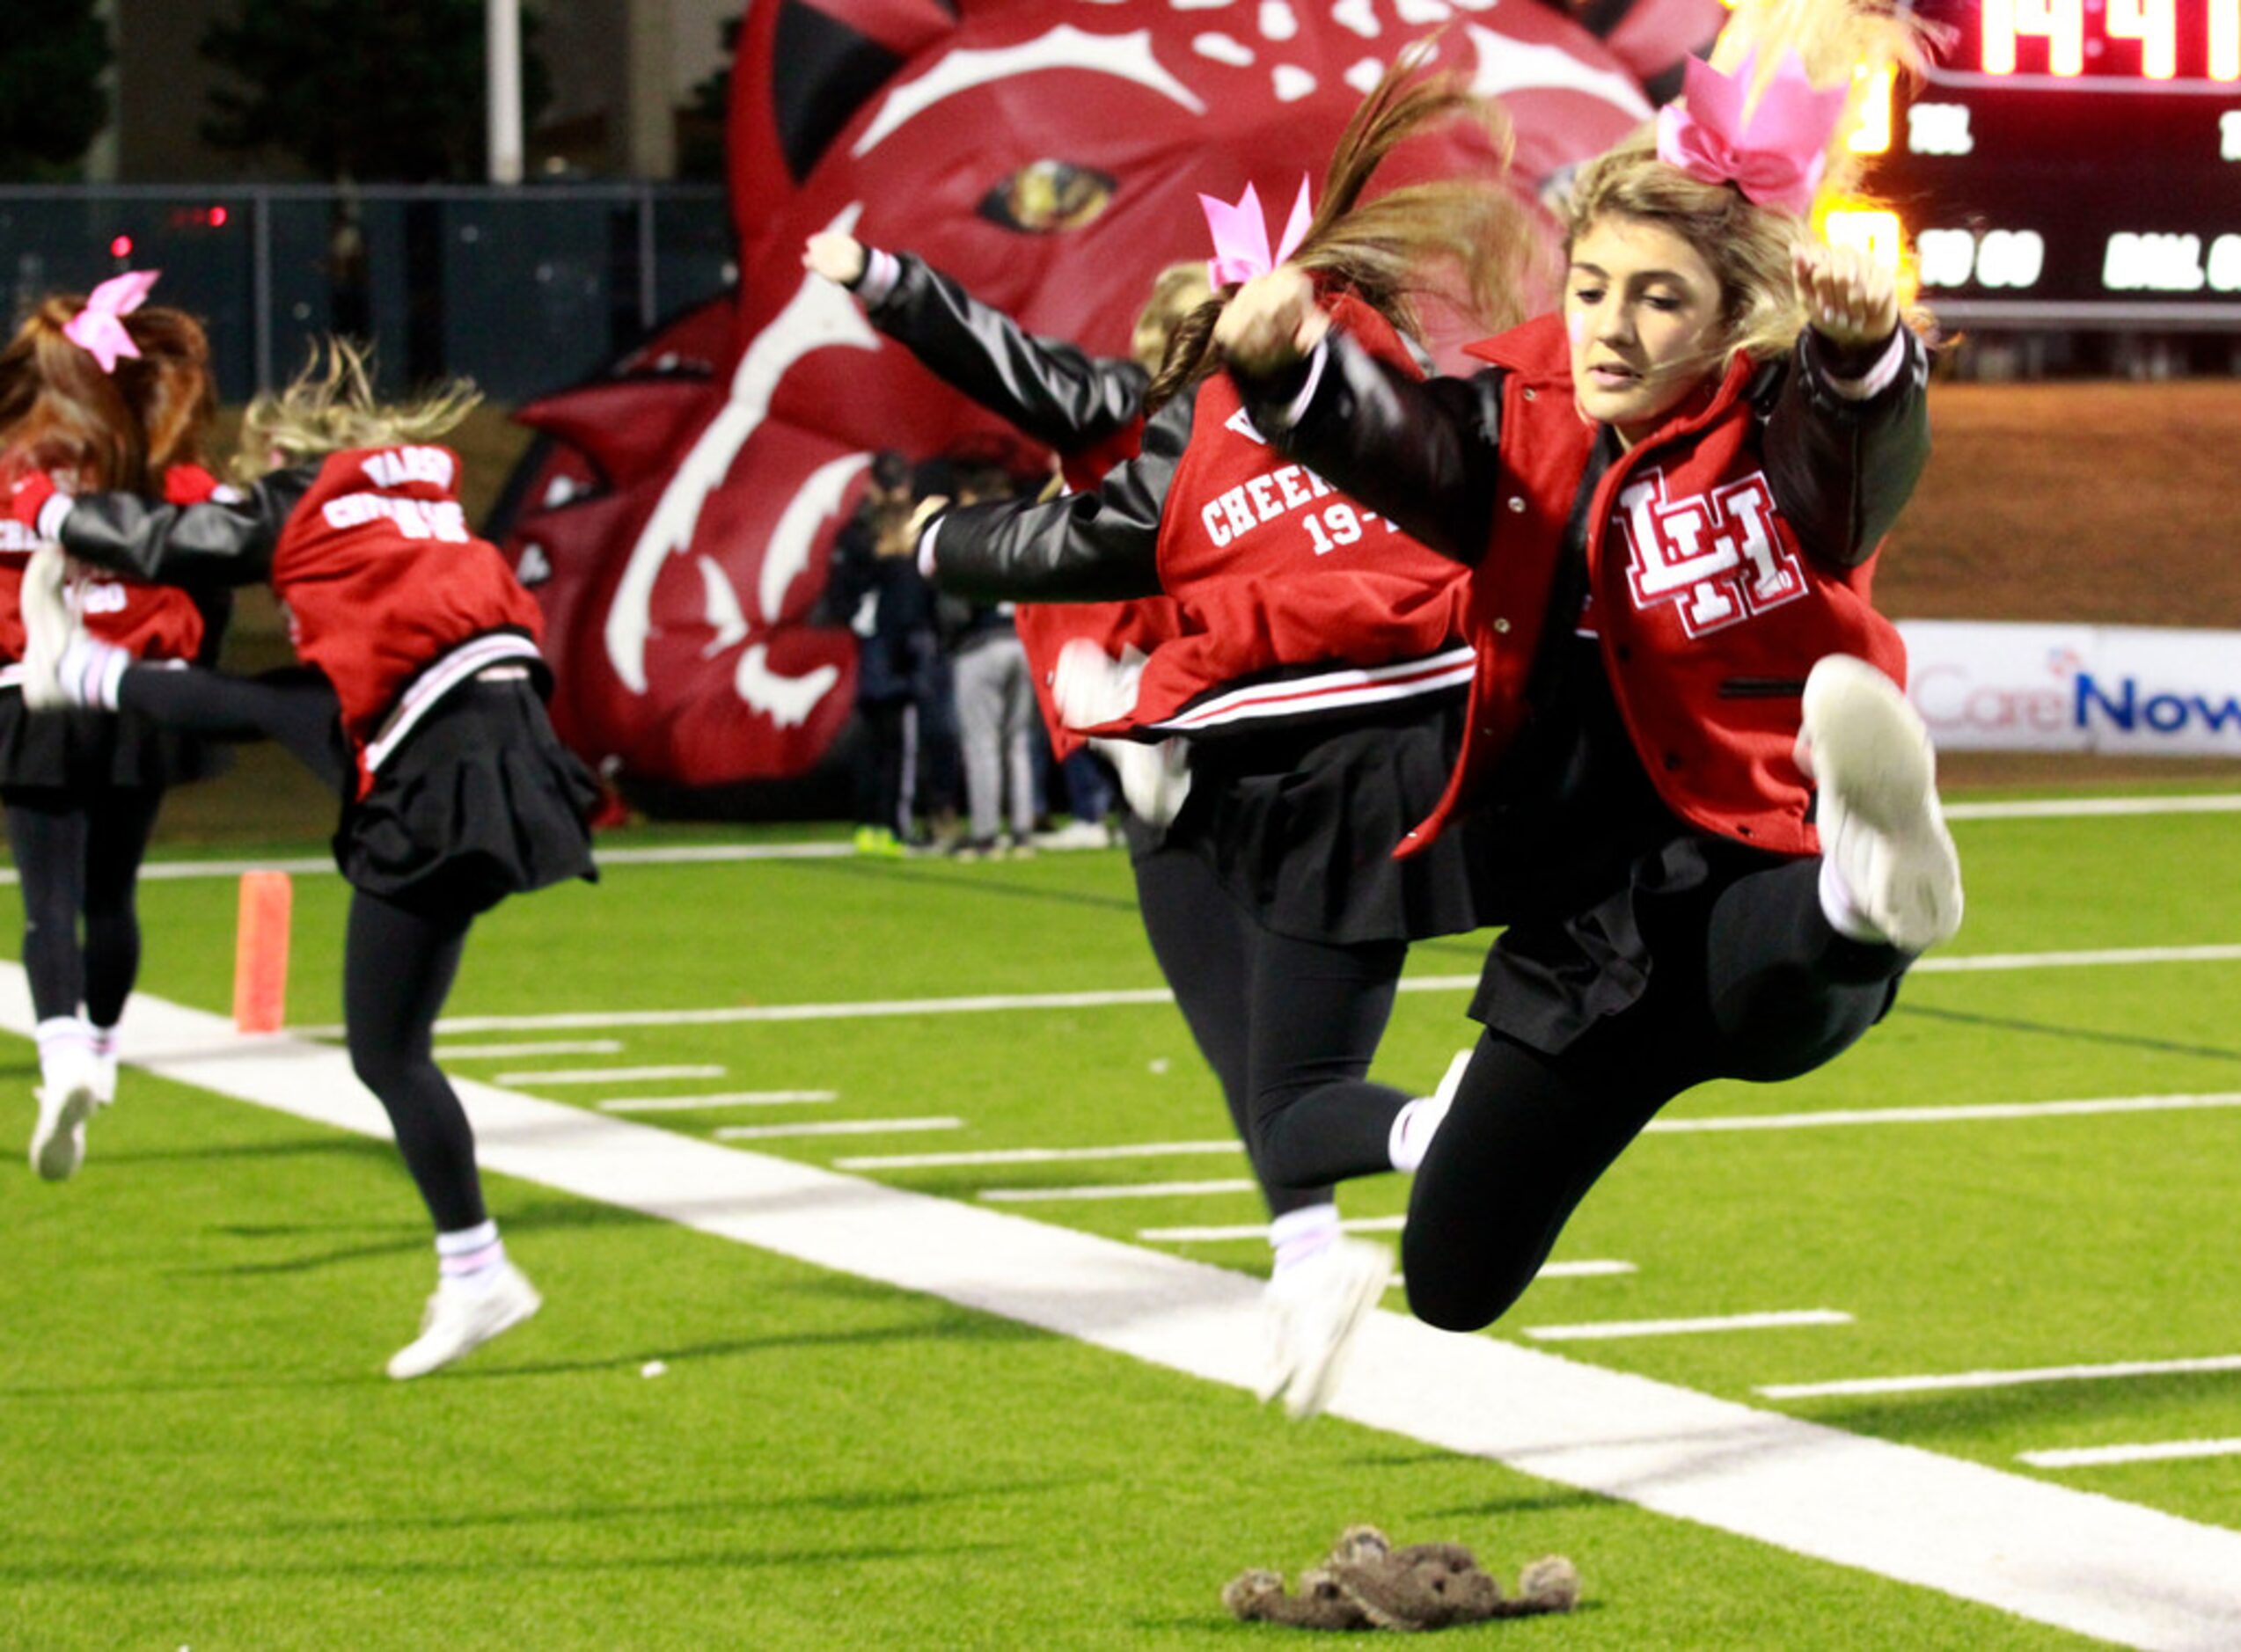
977,161 -> 1117,234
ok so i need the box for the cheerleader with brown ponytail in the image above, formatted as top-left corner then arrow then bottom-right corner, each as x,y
0,274 -> 228,1181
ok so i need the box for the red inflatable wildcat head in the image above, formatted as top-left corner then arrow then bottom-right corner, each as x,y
494,0 -> 1719,796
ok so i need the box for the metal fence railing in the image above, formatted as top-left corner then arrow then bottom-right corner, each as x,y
0,184 -> 733,404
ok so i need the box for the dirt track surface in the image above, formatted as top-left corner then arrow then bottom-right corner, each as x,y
1885,382 -> 2241,630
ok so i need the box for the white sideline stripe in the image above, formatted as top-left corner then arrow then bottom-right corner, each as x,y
599,1090 -> 838,1113
714,1117 -> 962,1142
19,976 -> 2241,1652
0,841 -> 861,887
434,1040 -> 624,1060
492,1064 -> 724,1086
1526,1310 -> 1854,1342
1648,1093 -> 2241,1134
1944,794 -> 2241,821
1760,1354 -> 2241,1400
2021,1440 -> 2241,1471
839,1138 -> 1240,1171
283,941 -> 2241,1037
0,790 -> 2225,889
980,1179 -> 1262,1203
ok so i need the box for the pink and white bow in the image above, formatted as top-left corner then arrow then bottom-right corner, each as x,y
1654,50 -> 1849,216
62,270 -> 161,374
1198,179 -> 1314,288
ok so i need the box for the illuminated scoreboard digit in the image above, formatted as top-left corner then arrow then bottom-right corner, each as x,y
1878,0 -> 2241,325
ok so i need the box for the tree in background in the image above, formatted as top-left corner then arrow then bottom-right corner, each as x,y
199,0 -> 551,181
677,17 -> 740,182
0,0 -> 112,179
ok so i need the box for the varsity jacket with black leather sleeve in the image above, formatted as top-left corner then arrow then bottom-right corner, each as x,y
1228,314 -> 1932,856
853,248 -> 1148,471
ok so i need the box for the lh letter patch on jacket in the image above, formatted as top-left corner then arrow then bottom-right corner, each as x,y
1617,469 -> 1805,639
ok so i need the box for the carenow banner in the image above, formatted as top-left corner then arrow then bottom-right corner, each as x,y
1898,620 -> 2241,755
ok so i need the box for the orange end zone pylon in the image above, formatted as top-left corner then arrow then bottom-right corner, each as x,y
232,871 -> 293,1034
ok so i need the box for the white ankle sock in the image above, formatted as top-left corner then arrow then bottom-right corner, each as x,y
35,1013 -> 94,1079
89,1023 -> 118,1061
1268,1203 -> 1341,1278
1818,855 -> 1888,944
436,1219 -> 506,1288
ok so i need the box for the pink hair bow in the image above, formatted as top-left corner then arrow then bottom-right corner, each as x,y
1654,50 -> 1849,216
62,270 -> 161,374
1198,179 -> 1314,288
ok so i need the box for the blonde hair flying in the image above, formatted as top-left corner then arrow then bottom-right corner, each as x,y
236,338 -> 481,483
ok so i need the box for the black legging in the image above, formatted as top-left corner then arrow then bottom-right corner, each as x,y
120,660 -> 487,1234
118,664 -> 349,797
345,888 -> 486,1233
3,782 -> 166,1024
855,698 -> 914,835
1397,857 -> 1906,1331
1134,842 -> 1401,1221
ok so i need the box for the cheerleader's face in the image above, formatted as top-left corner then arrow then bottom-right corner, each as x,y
1564,215 -> 1725,446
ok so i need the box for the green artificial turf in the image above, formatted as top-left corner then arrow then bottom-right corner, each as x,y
2,793 -> 2236,1646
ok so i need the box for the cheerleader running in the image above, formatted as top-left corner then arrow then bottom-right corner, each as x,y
15,340 -> 598,1378
913,71 -> 1529,1415
1213,0 -> 1962,1332
0,275 -> 228,1180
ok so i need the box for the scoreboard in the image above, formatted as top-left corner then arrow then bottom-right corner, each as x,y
1876,0 -> 2241,327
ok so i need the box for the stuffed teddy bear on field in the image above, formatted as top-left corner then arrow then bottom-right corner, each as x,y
1223,1525 -> 1581,1632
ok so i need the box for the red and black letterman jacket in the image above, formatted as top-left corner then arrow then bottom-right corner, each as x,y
851,247 -> 1183,756
924,293 -> 1472,741
1234,310 -> 1930,857
0,464 -> 216,686
18,446 -> 546,797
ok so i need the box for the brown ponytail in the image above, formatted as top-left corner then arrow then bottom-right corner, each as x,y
1146,59 -> 1535,412
0,295 -> 216,493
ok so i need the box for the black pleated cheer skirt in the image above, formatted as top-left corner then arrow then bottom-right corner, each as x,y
337,676 -> 599,917
1165,695 -> 1490,947
0,684 -> 226,793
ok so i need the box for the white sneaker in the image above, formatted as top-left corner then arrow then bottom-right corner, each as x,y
18,545 -> 77,712
386,1261 -> 542,1379
1261,1238 -> 1393,1421
29,1045 -> 101,1181
91,1052 -> 118,1108
1799,654 -> 1964,953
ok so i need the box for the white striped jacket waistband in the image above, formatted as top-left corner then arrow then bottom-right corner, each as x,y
1139,644 -> 1475,736
362,632 -> 543,774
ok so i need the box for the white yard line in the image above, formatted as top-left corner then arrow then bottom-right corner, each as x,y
1142,1215 -> 1415,1241
839,1138 -> 1240,1171
1648,1093 -> 2241,1134
1760,1354 -> 2241,1400
1389,1261 -> 1637,1285
1526,1310 -> 1854,1342
979,1179 -> 1263,1203
16,975 -> 2241,1651
1944,794 -> 2241,821
492,1064 -> 724,1087
599,1090 -> 838,1113
434,1039 -> 625,1060
2020,1440 -> 2241,1471
713,1117 -> 962,1142
1912,944 -> 2241,974
282,940 -> 2241,1038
